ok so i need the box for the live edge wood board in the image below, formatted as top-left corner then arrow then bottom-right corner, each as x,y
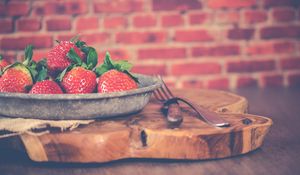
19,89 -> 272,163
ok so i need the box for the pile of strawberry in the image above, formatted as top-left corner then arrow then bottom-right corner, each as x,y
0,38 -> 138,94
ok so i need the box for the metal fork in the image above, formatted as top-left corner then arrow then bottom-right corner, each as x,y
154,76 -> 230,128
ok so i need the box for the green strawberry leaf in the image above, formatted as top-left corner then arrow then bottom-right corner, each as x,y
81,47 -> 90,55
56,65 -> 73,82
87,47 -> 98,70
23,45 -> 33,66
104,52 -> 114,69
114,60 -> 133,71
75,40 -> 86,49
36,58 -> 47,69
35,58 -> 48,82
0,55 -> 3,61
36,67 -> 48,82
67,48 -> 83,65
124,70 -> 139,83
95,64 -> 109,76
27,66 -> 38,80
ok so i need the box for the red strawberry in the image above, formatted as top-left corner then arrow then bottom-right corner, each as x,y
29,80 -> 63,94
96,52 -> 138,93
0,55 -> 9,71
61,67 -> 96,94
0,46 -> 35,93
0,64 -> 33,93
47,41 -> 84,75
98,69 -> 137,93
58,47 -> 98,94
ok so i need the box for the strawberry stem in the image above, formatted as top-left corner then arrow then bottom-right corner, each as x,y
23,45 -> 33,66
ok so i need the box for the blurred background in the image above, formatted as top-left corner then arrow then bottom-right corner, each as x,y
0,0 -> 299,89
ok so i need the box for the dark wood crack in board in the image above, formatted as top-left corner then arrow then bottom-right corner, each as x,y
19,89 -> 272,163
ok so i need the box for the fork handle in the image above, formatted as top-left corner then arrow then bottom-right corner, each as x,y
166,102 -> 183,128
166,97 -> 230,127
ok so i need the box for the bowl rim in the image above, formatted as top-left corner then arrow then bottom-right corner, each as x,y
0,74 -> 162,100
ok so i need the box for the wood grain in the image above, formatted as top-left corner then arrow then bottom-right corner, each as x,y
18,89 -> 271,163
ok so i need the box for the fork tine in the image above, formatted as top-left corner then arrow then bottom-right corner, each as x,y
160,84 -> 172,99
153,90 -> 163,101
157,75 -> 174,99
156,88 -> 167,101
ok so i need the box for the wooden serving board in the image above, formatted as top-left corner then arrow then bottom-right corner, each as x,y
17,89 -> 272,163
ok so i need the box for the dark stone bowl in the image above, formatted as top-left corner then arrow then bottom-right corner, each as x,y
0,74 -> 161,120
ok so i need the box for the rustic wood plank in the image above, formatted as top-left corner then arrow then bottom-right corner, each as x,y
18,89 -> 272,163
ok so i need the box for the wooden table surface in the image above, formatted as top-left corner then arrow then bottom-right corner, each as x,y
0,87 -> 299,175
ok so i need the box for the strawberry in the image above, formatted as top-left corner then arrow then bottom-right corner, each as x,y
58,47 -> 98,94
0,55 -> 9,71
47,41 -> 84,76
98,69 -> 138,93
96,52 -> 138,93
0,45 -> 36,93
29,62 -> 63,94
29,80 -> 63,94
61,67 -> 96,94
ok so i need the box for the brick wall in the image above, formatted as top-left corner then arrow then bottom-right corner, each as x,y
0,0 -> 300,89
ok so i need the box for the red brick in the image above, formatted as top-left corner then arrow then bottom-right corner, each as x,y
247,41 -> 296,55
98,49 -> 130,63
207,78 -> 229,89
280,58 -> 300,70
175,29 -> 214,42
76,16 -> 99,31
227,60 -> 275,73
33,0 -> 87,15
116,31 -> 166,44
161,14 -> 184,27
0,35 -> 53,50
103,16 -> 127,29
171,62 -> 221,75
58,33 -> 110,45
272,7 -> 296,22
263,0 -> 299,8
153,0 -> 201,11
46,18 -> 71,31
138,48 -> 186,59
288,74 -> 300,87
228,28 -> 254,40
237,77 -> 258,88
133,15 -> 157,28
131,65 -> 167,75
260,26 -> 300,39
6,1 -> 29,16
0,19 -> 13,33
192,45 -> 240,57
32,51 -> 48,62
94,0 -> 143,13
182,80 -> 204,88
189,13 -> 208,25
244,10 -> 267,24
17,18 -> 41,32
215,11 -> 240,24
208,0 -> 256,9
262,75 -> 283,87
164,80 -> 176,88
